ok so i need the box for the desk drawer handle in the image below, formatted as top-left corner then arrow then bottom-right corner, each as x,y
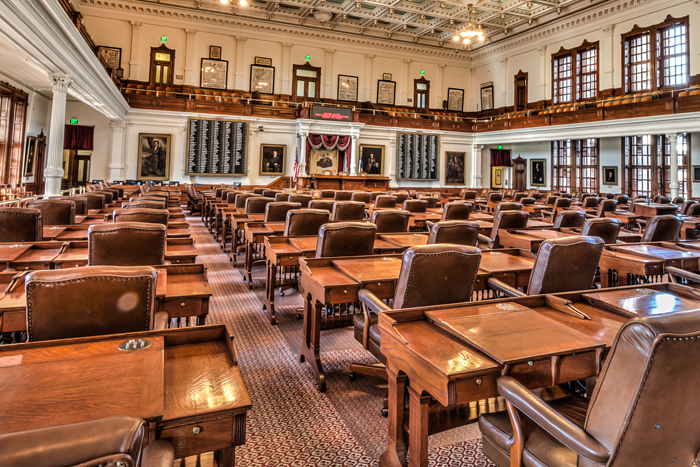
344,289 -> 347,294
193,426 -> 201,435
527,361 -> 534,366
476,379 -> 482,386
181,302 -> 186,307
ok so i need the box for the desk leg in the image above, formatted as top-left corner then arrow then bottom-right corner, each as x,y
245,243 -> 254,289
380,368 -> 408,467
299,295 -> 326,392
232,229 -> 240,266
215,447 -> 235,467
600,268 -> 611,288
407,386 -> 431,467
265,262 -> 277,325
222,221 -> 229,252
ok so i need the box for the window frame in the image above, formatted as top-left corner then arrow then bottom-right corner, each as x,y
551,40 -> 599,105
622,133 -> 691,198
551,139 -> 599,193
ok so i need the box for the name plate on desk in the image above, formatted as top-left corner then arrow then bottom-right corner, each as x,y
310,105 -> 353,121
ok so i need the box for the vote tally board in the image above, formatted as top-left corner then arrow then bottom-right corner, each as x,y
396,132 -> 439,181
186,118 -> 248,176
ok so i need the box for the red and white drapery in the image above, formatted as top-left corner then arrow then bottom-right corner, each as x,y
306,134 -> 352,174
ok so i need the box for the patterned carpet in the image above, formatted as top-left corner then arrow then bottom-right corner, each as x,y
187,215 -> 497,467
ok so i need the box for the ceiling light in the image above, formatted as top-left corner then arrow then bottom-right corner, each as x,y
239,0 -> 247,5
220,0 -> 229,4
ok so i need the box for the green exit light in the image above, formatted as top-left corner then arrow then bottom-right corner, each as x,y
70,119 -> 78,124
305,55 -> 311,61
497,145 -> 503,149
161,36 -> 167,42
420,70 -> 425,75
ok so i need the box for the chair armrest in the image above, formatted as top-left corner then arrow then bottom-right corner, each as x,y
666,266 -> 700,285
497,376 -> 610,464
477,233 -> 491,244
142,440 -> 175,467
487,277 -> 526,297
358,289 -> 391,313
153,311 -> 169,330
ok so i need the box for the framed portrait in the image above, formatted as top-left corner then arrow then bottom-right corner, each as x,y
200,58 -> 228,90
480,82 -> 494,111
359,145 -> 385,176
377,80 -> 396,105
383,73 -> 392,80
23,136 -> 37,177
309,148 -> 339,175
693,166 -> 700,182
97,46 -> 121,70
447,88 -> 464,112
603,166 -> 618,186
137,134 -> 171,181
337,75 -> 359,102
530,158 -> 546,187
250,65 -> 275,94
209,46 -> 222,60
260,144 -> 286,175
255,56 -> 272,66
445,151 -> 466,185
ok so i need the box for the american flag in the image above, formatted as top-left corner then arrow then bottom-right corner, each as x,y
359,154 -> 363,173
293,148 -> 299,183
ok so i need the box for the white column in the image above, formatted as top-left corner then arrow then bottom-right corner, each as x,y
436,63 -> 445,109
299,132 -> 308,177
45,74 -> 73,197
108,122 -> 127,181
323,49 -> 334,99
500,59 -> 508,107
469,68 -> 476,110
538,46 -> 547,101
364,54 -> 374,101
184,29 -> 197,86
235,36 -> 247,90
128,22 -> 143,80
471,143 -> 482,188
282,43 -> 293,95
388,135 -> 398,187
602,25 -> 615,91
668,133 -> 680,198
401,59 -> 411,105
350,134 -> 360,176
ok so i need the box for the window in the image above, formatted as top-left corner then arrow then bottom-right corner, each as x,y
622,16 -> 688,93
0,82 -> 27,188
623,133 -> 690,198
552,140 -> 573,192
578,139 -> 599,194
659,134 -> 690,198
552,139 -> 599,193
552,41 -> 598,104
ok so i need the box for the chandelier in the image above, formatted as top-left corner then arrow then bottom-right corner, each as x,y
453,5 -> 485,45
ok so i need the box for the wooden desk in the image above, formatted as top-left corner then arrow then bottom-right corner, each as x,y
53,239 -> 196,267
680,216 -> 700,239
155,263 -> 212,326
632,203 -> 678,218
298,175 -> 390,191
243,221 -> 286,289
0,325 -> 251,465
1,242 -> 65,271
227,213 -> 265,266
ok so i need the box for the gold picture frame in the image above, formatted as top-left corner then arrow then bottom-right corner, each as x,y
137,133 -> 171,181
260,144 -> 286,175
530,158 -> 546,187
309,148 -> 339,175
359,144 -> 385,176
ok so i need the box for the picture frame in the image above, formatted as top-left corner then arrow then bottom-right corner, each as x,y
250,65 -> 275,94
260,144 -> 286,175
445,151 -> 466,185
693,166 -> 700,182
337,75 -> 359,102
359,145 -> 385,176
383,73 -> 392,80
137,134 -> 171,181
200,58 -> 228,90
309,148 -> 339,175
530,158 -> 547,187
447,88 -> 464,112
209,46 -> 222,60
603,166 -> 618,186
480,82 -> 494,111
23,136 -> 37,177
97,46 -> 121,71
377,80 -> 396,106
255,56 -> 272,67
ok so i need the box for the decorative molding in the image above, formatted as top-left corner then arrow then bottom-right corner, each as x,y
50,73 -> 73,92
602,25 -> 614,36
130,20 -> 143,30
185,28 -> 197,37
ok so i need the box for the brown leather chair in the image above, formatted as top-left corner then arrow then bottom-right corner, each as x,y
0,416 -> 174,467
0,207 -> 43,242
283,209 -> 330,236
51,196 -> 88,215
93,190 -> 114,204
513,192 -> 526,202
334,191 -> 353,201
252,188 -> 265,195
351,192 -> 371,204
25,266 -> 167,341
488,236 -> 604,297
88,222 -> 166,266
653,195 -> 671,204
331,201 -> 366,221
423,197 -> 439,209
320,190 -> 336,199
593,198 -> 618,218
374,195 -> 397,209
370,192 -> 387,201
78,193 -> 107,210
480,210 -> 529,249
371,210 -> 410,233
234,192 -> 260,208
441,202 -> 472,221
493,202 -> 522,220
245,197 -> 275,214
580,217 -> 622,244
122,200 -> 166,210
581,196 -> 599,210
672,196 -> 685,204
614,194 -> 629,205
426,221 -> 480,246
553,210 -> 586,228
544,195 -> 558,205
315,222 -> 376,257
113,208 -> 169,226
402,199 -> 428,213
686,203 -> 700,217
262,190 -> 280,199
264,202 -> 301,222
480,310 -> 700,467
394,193 -> 410,205
542,197 -> 571,222
462,191 -> 477,200
520,198 -> 535,205
487,192 -> 503,203
308,200 -> 335,212
25,199 -> 75,226
680,199 -> 698,215
289,194 -> 313,208
640,215 -> 682,242
185,185 -> 202,214
275,193 -> 290,202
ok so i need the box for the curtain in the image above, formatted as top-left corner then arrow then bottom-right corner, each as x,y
306,134 -> 351,173
64,125 -> 94,151
490,149 -> 512,167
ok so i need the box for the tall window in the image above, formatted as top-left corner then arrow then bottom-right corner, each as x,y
659,134 -> 690,198
552,140 -> 573,193
552,41 -> 598,104
552,139 -> 599,193
622,16 -> 688,93
578,139 -> 599,194
623,134 -> 690,198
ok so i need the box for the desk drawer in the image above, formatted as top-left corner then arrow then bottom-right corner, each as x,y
157,417 -> 232,459
12,263 -> 49,271
161,299 -> 204,318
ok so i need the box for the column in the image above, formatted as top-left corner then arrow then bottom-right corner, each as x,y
299,132 -> 308,177
436,63 -> 445,109
282,43 -> 293,95
603,25 -> 615,91
388,135 -> 398,187
128,22 -> 143,80
668,133 -> 679,198
538,46 -> 547,101
364,54 -> 374,101
45,74 -> 73,197
324,49 -> 334,99
401,59 -> 411,105
108,122 -> 127,181
471,143 -> 482,188
184,29 -> 197,86
469,68 -> 476,111
349,134 -> 360,176
235,36 -> 247,90
500,59 -> 507,107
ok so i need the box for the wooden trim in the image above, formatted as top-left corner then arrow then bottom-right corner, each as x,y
413,77 -> 430,111
291,62 -> 321,102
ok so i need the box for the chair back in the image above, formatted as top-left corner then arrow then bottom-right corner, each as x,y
551,197 -> 571,215
580,217 -> 622,244
371,210 -> 410,233
489,211 -> 529,247
275,193 -> 290,202
264,202 -> 301,222
487,192 -> 503,203
641,215 -> 682,242
520,198 -> 535,205
308,200 -> 335,212
315,222 -> 376,258
122,200 -> 166,210
653,195 -> 671,204
88,222 -> 166,266
681,200 -> 698,215
403,199 -> 428,213
394,193 -> 410,204
513,193 -> 526,202
427,221 -> 479,246
393,245 -> 481,309
462,191 -> 477,200
233,193 -> 259,208
245,197 -> 275,214
442,202 -> 472,221
25,266 -> 158,341
25,199 -> 75,226
375,196 -> 397,209
423,197 -> 439,209
672,196 -> 685,204
596,199 -> 618,217
78,193 -> 107,210
113,208 -> 169,226
686,203 -> 700,217
334,191 -> 353,201
370,192 -> 387,201
262,190 -> 280,199
320,190 -> 336,199
527,236 -> 604,295
582,197 -> 600,209
289,194 -> 313,208
331,201 -> 366,221
93,191 -> 114,204
252,188 -> 265,195
351,192 -> 370,204
544,195 -> 558,205
493,202 -> 522,220
0,207 -> 43,242
553,210 -> 586,228
51,196 -> 88,215
614,194 -> 629,205
284,209 -> 330,236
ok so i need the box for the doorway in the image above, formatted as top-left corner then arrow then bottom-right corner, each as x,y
414,77 -> 430,113
292,62 -> 322,102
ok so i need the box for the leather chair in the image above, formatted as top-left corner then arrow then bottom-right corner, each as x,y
542,197 -> 571,222
374,195 -> 397,209
0,207 -> 43,242
553,210 -> 586,228
113,208 -> 169,226
320,190 -> 336,199
78,193 -> 107,210
441,202 -> 472,221
334,191 -> 353,201
487,192 -> 503,203
544,195 -> 558,206
253,188 -> 265,195
402,199 -> 428,213
25,199 -> 75,226
614,194 -> 629,205
275,193 -> 290,202
560,192 -> 572,198
672,196 -> 685,204
580,217 -> 622,244
245,197 -> 275,214
88,222 -> 166,266
493,202 -> 522,220
93,190 -> 115,204
423,197 -> 439,209
513,192 -> 526,202
331,201 -> 366,221
480,310 -> 700,467
262,190 -> 280,198
581,196 -> 599,210
51,196 -> 87,215
577,192 -> 591,201
653,195 -> 671,204
479,210 -> 529,249
0,416 -> 174,467
25,266 -> 167,341
234,193 -> 261,209
680,199 -> 698,215
283,209 -> 330,236
462,191 -> 477,201
264,202 -> 301,222
289,194 -> 313,208
640,215 -> 682,242
594,198 -> 617,218
371,210 -> 410,233
531,192 -> 543,200
520,198 -> 535,205
687,203 -> 700,217
370,192 -> 387,201
122,200 -> 166,210
308,199 -> 335,212
351,192 -> 371,204
315,222 -> 376,257
488,236 -> 604,297
426,221 -> 480,246
394,193 -> 410,205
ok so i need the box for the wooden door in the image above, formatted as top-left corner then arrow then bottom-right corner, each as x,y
513,156 -> 526,192
149,44 -> 175,86
293,62 -> 321,102
514,71 -> 528,111
71,154 -> 91,187
414,77 -> 430,113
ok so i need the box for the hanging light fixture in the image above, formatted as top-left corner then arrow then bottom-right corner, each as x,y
453,5 -> 485,44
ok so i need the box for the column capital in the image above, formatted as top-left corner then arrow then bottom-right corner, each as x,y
437,63 -> 446,69
185,29 -> 197,37
110,121 -> 127,132
666,133 -> 679,140
365,54 -> 374,60
50,74 -> 73,92
130,21 -> 143,30
283,43 -> 294,51
403,58 -> 412,64
500,59 -> 507,67
236,36 -> 247,44
537,46 -> 546,55
602,25 -> 614,36
324,48 -> 335,56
